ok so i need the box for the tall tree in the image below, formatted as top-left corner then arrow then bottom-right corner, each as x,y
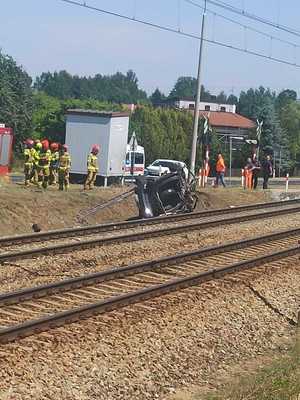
34,70 -> 147,104
0,50 -> 33,150
31,93 -> 123,143
227,94 -> 238,105
150,88 -> 166,106
169,77 -> 212,101
275,89 -> 297,111
216,91 -> 227,104
280,101 -> 300,168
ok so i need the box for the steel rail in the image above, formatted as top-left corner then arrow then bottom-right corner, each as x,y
0,243 -> 298,343
0,198 -> 299,246
1,204 -> 300,263
1,226 -> 300,307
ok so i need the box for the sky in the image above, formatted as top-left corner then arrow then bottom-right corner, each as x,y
1,0 -> 300,96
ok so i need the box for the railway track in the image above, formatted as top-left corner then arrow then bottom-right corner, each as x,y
1,200 -> 300,263
0,226 -> 299,344
1,198 -> 299,247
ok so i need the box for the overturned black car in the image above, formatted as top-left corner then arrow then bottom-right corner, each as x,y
135,169 -> 198,219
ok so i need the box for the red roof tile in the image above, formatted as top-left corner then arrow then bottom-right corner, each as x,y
198,111 -> 256,129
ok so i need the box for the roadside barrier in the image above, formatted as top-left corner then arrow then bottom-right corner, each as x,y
197,168 -> 202,187
244,169 -> 253,189
197,166 -> 210,188
286,173 -> 289,192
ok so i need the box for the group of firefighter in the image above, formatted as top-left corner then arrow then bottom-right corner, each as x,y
23,139 -> 100,190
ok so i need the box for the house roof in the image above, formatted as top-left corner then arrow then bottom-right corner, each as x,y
198,111 -> 256,129
66,109 -> 130,118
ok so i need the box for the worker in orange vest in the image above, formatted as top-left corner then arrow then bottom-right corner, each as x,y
215,152 -> 226,187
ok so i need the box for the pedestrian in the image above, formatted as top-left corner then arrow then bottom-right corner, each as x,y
23,139 -> 35,186
215,152 -> 226,188
58,144 -> 71,191
251,154 -> 261,189
261,155 -> 273,189
244,157 -> 254,189
84,144 -> 100,190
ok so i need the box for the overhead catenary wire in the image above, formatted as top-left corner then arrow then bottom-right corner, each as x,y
201,0 -> 300,38
58,0 -> 300,68
184,0 -> 300,50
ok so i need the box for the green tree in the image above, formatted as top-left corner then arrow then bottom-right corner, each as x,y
227,94 -> 238,105
275,89 -> 297,115
169,77 -> 212,101
31,93 -> 124,143
34,69 -> 148,104
0,50 -> 33,150
130,106 -> 193,164
150,88 -> 166,106
238,87 -> 280,150
216,91 -> 227,104
280,101 -> 300,169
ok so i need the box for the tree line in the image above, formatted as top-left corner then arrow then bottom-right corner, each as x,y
1,49 -> 300,173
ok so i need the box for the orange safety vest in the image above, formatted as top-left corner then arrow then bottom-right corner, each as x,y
216,157 -> 226,173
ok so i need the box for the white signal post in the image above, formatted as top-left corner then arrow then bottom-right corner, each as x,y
256,120 -> 263,158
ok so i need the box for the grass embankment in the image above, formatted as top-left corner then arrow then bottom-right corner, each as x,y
203,334 -> 300,400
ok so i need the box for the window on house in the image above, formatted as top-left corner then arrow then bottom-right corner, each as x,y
189,103 -> 195,110
220,106 -> 226,112
205,105 -> 210,111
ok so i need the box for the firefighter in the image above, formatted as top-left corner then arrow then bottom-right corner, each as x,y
31,140 -> 42,185
23,139 -> 35,186
58,144 -> 71,191
37,140 -> 51,189
84,144 -> 100,190
49,142 -> 59,185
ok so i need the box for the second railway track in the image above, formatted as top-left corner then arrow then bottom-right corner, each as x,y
1,198 -> 300,247
1,200 -> 300,262
0,226 -> 299,343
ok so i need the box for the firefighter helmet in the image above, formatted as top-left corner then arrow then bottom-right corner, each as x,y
25,139 -> 34,148
41,139 -> 49,151
50,142 -> 59,151
91,144 -> 100,155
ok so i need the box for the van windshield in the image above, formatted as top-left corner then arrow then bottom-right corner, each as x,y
134,152 -> 144,164
127,152 -> 144,164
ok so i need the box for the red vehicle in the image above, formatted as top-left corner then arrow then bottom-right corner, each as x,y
0,125 -> 14,175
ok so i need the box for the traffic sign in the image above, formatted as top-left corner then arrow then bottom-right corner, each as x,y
129,131 -> 138,152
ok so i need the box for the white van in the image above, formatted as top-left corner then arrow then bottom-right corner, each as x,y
124,144 -> 145,176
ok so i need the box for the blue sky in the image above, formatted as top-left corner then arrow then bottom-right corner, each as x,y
1,0 -> 300,96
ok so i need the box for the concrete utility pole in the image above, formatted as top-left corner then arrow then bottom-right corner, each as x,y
189,0 -> 207,177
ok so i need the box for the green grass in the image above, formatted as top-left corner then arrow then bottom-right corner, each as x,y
201,335 -> 300,400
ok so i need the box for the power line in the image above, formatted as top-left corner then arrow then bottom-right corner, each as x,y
203,0 -> 300,38
185,0 -> 300,50
58,0 -> 300,68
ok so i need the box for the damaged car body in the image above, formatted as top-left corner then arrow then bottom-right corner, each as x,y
135,168 -> 198,219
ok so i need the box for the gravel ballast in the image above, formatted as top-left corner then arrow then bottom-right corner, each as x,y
0,192 -> 300,399
0,256 -> 299,399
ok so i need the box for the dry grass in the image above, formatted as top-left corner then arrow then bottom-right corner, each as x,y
201,333 -> 300,400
